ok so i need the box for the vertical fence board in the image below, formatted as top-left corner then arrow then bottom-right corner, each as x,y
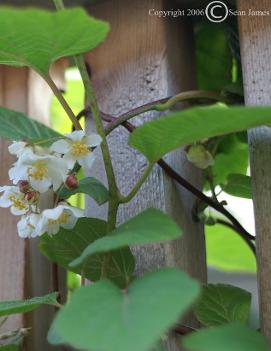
238,0 -> 271,342
0,64 -> 67,350
0,67 -> 27,333
86,0 -> 207,336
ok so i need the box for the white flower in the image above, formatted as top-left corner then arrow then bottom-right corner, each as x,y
37,203 -> 84,236
9,149 -> 68,193
51,130 -> 102,170
8,141 -> 28,157
17,213 -> 42,238
0,186 -> 29,215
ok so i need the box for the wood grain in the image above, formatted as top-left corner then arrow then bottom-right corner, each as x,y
238,0 -> 271,342
0,64 -> 67,350
86,0 -> 207,340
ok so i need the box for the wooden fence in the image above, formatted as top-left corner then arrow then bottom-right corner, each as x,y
0,0 -> 270,350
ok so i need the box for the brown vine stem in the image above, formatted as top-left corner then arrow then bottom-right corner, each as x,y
105,90 -> 224,135
84,112 -> 255,255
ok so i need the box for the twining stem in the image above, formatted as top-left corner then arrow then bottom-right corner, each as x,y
105,90 -> 224,135
53,0 -> 119,279
44,75 -> 82,130
119,163 -> 155,203
98,112 -> 256,255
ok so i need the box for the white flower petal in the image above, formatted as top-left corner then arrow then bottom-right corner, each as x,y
11,205 -> 28,216
50,139 -> 70,154
78,152 -> 95,170
8,141 -> 27,156
42,206 -> 64,221
66,130 -> 85,142
30,178 -> 51,193
63,154 -> 77,169
61,215 -> 78,230
86,133 -> 102,147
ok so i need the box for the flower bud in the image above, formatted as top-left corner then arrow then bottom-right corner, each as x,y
186,144 -> 214,169
24,191 -> 39,204
65,174 -> 79,189
18,180 -> 30,194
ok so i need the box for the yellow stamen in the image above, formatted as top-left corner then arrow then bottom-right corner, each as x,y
48,212 -> 70,226
71,142 -> 89,157
8,195 -> 28,210
29,160 -> 48,180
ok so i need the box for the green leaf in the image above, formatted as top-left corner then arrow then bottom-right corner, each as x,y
183,323 -> 269,351
129,106 -> 271,163
194,284 -> 251,327
196,24 -> 232,91
0,292 -> 58,317
0,107 -> 61,144
212,134 -> 248,187
48,268 -> 200,351
224,174 -> 252,199
59,177 -> 109,205
70,208 -> 180,268
39,218 -> 135,288
0,7 -> 109,75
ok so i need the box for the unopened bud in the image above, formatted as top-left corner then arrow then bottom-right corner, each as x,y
186,145 -> 214,169
24,191 -> 38,204
65,174 -> 79,189
18,180 -> 30,194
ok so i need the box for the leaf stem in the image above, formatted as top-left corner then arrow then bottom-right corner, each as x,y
119,163 -> 154,203
44,75 -> 82,130
105,90 -> 224,135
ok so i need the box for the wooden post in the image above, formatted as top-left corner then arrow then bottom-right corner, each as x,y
238,0 -> 271,342
0,63 -> 67,350
85,0 -> 207,336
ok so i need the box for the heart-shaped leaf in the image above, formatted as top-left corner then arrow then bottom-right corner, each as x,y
194,284 -> 251,327
0,292 -> 58,317
70,208 -> 181,268
129,106 -> 271,162
0,107 -> 61,144
0,7 -> 109,75
59,177 -> 109,205
39,218 -> 135,288
183,323 -> 269,351
48,268 -> 200,351
223,174 -> 252,199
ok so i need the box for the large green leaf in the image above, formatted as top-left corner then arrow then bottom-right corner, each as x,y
59,177 -> 109,205
224,174 -> 252,199
0,293 -> 58,317
70,209 -> 180,268
183,323 -> 269,351
48,268 -> 200,351
0,107 -> 61,144
39,218 -> 135,288
129,106 -> 271,162
194,284 -> 251,327
0,7 -> 109,75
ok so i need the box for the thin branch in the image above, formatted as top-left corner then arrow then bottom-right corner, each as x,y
105,90 -> 224,135
44,76 -> 82,130
76,104 -> 256,255
119,163 -> 155,203
102,113 -> 256,254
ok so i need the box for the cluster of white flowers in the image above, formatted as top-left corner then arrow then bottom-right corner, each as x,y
0,131 -> 102,238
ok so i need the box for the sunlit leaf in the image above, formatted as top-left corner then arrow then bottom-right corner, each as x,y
40,218 -> 135,288
0,7 -> 109,75
48,268 -> 200,351
70,209 -> 180,268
